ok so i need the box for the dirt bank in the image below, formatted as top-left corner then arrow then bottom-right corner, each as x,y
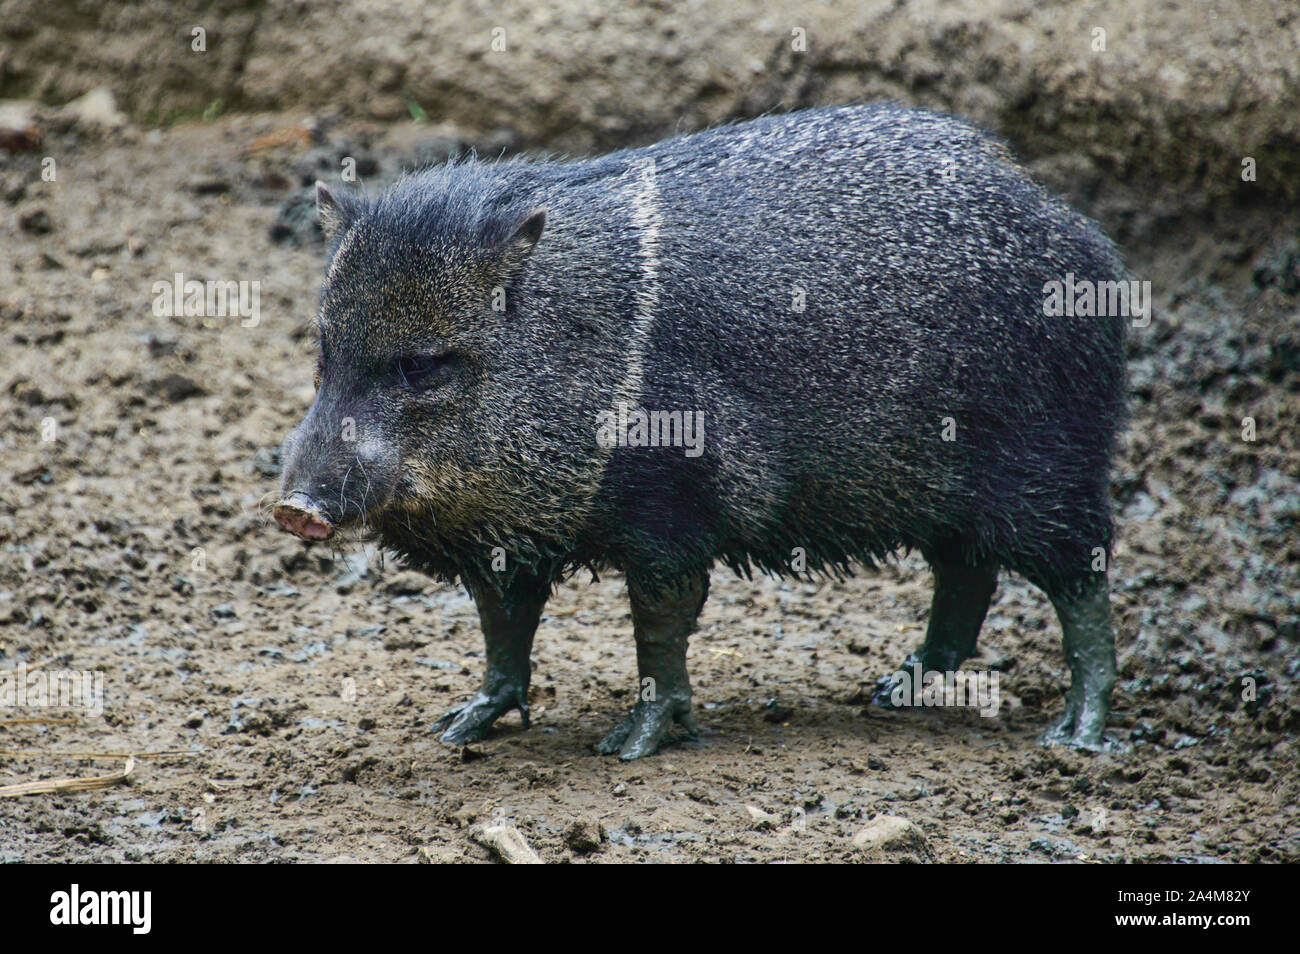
3,0 -> 1298,207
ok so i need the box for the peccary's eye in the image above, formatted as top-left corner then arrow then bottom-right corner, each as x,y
395,353 -> 451,389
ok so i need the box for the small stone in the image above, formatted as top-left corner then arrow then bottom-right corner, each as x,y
62,88 -> 126,129
0,101 -> 41,152
471,824 -> 542,864
185,710 -> 204,728
745,804 -> 777,830
851,814 -> 926,852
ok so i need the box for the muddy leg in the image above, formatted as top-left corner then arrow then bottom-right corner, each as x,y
432,571 -> 550,745
872,557 -> 998,707
1040,574 -> 1117,751
597,569 -> 709,760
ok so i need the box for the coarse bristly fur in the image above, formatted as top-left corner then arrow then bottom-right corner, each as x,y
281,103 -> 1127,602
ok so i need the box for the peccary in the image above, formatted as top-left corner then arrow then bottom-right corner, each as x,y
273,104 -> 1127,759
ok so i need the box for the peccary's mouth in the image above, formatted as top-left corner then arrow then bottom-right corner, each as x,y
272,491 -> 335,541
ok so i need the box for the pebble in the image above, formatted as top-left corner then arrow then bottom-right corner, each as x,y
851,814 -> 926,852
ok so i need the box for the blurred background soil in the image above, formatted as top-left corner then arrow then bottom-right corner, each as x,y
0,0 -> 1296,862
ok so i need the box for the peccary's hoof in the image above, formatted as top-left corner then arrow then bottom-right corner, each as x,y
869,674 -> 904,709
1039,713 -> 1128,754
432,687 -> 529,745
596,698 -> 699,760
869,653 -> 924,709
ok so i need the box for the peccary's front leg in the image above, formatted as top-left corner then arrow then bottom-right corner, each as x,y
597,569 -> 709,760
432,571 -> 550,745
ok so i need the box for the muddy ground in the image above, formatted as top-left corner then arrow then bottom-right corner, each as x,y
1,84 -> 1298,862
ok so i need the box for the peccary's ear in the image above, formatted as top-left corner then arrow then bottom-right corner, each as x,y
510,208 -> 546,248
494,208 -> 546,277
316,181 -> 362,241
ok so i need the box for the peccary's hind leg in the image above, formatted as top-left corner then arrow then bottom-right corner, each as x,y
1040,574 -> 1118,751
433,571 -> 550,745
871,556 -> 997,707
597,569 -> 708,760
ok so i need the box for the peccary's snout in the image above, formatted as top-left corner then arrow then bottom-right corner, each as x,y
273,395 -> 401,541
273,418 -> 337,541
272,491 -> 334,541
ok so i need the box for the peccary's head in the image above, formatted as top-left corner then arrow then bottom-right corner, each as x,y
273,177 -> 554,547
